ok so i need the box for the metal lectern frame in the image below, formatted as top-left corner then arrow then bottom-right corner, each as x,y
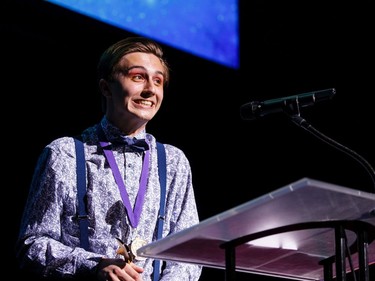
138,178 -> 375,281
221,220 -> 375,281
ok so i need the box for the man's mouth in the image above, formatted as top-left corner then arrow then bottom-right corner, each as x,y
136,100 -> 153,107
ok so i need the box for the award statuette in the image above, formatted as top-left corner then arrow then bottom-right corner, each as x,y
115,238 -> 133,263
130,237 -> 148,261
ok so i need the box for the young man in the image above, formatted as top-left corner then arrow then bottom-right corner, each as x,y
16,37 -> 202,281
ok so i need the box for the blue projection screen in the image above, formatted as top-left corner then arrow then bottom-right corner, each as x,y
45,0 -> 239,69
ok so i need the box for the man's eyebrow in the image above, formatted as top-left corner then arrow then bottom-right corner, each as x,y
127,65 -> 164,77
127,65 -> 146,71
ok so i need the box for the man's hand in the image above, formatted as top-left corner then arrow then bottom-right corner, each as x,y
96,258 -> 144,281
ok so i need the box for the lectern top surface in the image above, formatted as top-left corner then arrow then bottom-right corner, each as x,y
138,178 -> 375,281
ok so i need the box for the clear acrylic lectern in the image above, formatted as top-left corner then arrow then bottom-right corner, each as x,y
138,178 -> 375,281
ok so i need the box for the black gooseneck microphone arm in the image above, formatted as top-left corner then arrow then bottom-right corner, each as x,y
241,89 -> 375,192
285,103 -> 375,193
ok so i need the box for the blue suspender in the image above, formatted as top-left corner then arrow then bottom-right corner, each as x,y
74,138 -> 166,280
74,137 -> 89,250
153,142 -> 167,281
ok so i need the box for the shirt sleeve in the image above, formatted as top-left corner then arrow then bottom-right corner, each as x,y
158,144 -> 202,280
15,139 -> 103,280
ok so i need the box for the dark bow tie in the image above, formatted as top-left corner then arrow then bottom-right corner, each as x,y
114,137 -> 149,152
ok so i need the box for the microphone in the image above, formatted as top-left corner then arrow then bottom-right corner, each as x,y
240,88 -> 336,120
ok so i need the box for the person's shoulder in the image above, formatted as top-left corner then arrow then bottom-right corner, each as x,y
162,143 -> 182,153
44,136 -> 77,156
161,143 -> 190,162
146,134 -> 189,160
47,136 -> 75,148
155,141 -> 181,152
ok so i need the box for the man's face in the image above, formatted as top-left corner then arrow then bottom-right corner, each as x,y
103,52 -> 165,129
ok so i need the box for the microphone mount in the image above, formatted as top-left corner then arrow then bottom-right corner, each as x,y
241,88 -> 375,193
240,88 -> 336,120
290,114 -> 375,193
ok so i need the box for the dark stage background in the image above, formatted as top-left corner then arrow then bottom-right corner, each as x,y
3,1 -> 374,280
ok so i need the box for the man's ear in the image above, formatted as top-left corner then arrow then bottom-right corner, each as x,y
99,79 -> 111,97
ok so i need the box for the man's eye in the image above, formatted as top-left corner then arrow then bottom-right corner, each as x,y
132,74 -> 145,81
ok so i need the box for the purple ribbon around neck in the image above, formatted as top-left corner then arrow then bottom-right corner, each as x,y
97,125 -> 150,228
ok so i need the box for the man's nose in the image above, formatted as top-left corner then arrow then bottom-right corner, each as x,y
143,79 -> 156,95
